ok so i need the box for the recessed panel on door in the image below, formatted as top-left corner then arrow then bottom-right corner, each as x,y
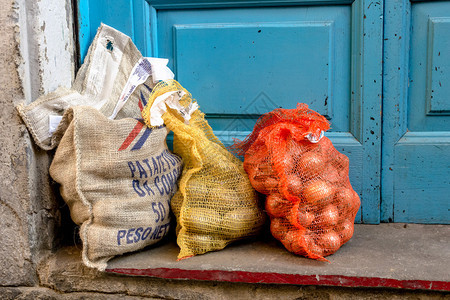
393,1 -> 450,223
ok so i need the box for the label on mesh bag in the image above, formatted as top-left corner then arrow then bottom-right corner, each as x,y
148,90 -> 198,126
305,130 -> 325,143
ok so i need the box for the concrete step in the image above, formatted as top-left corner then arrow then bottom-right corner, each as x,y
104,223 -> 449,291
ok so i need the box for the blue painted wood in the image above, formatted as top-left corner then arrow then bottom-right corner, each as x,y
381,0 -> 411,222
158,6 -> 350,132
150,7 -> 158,57
394,133 -> 450,223
348,0 -> 383,224
147,0 -> 354,9
133,0 -> 153,57
77,0 -> 90,63
77,0 -> 152,63
409,4 -> 450,129
382,1 -> 450,224
426,18 -> 450,115
173,20 -> 343,120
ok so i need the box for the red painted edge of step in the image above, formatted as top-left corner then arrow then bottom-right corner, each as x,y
106,267 -> 449,291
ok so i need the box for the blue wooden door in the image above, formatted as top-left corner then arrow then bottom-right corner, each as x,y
383,0 -> 450,224
77,0 -> 384,224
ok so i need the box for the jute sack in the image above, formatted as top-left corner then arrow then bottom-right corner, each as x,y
17,23 -> 173,150
50,105 -> 182,271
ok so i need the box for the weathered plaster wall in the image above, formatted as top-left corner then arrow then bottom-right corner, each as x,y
16,0 -> 75,102
0,0 -> 75,286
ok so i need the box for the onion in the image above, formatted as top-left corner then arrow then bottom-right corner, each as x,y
258,163 -> 274,177
322,166 -> 341,184
302,180 -> 335,205
287,137 -> 304,154
318,231 -> 341,255
270,217 -> 289,241
340,219 -> 355,244
266,193 -> 291,218
296,205 -> 315,227
349,190 -> 361,214
283,154 -> 295,171
335,153 -> 350,172
338,164 -> 350,180
243,158 -> 255,173
335,187 -> 355,213
287,202 -> 313,229
297,151 -> 327,179
249,163 -> 277,194
287,142 -> 305,173
318,137 -> 334,152
286,174 -> 303,196
320,205 -> 340,227
248,173 -> 267,194
264,177 -> 279,193
304,233 -> 323,257
283,230 -> 305,253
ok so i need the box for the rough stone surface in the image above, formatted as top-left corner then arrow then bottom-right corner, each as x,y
0,0 -> 74,286
0,287 -> 152,300
1,285 -> 449,300
36,247 -> 449,299
2,286 -> 449,300
0,0 -> 36,286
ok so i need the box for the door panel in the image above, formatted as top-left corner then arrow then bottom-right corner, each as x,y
382,0 -> 450,223
158,6 -> 351,133
409,4 -> 450,130
77,0 -> 384,224
77,0 -> 152,63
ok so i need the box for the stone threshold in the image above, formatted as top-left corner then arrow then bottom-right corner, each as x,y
103,223 -> 449,292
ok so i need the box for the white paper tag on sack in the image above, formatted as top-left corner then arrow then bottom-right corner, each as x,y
109,57 -> 174,119
149,90 -> 199,126
48,115 -> 63,136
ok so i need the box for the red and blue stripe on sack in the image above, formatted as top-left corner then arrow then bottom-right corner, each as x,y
119,85 -> 162,151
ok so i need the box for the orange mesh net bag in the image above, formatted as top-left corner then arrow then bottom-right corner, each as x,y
232,104 -> 360,262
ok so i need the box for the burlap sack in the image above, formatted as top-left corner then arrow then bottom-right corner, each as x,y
17,23 -> 172,150
50,106 -> 182,270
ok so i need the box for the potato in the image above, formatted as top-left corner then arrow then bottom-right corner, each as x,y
221,207 -> 266,239
182,232 -> 226,254
182,207 -> 222,234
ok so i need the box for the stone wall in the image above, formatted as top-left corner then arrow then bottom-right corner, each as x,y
0,0 -> 74,287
